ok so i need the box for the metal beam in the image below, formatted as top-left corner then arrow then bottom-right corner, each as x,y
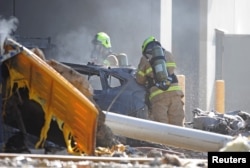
104,111 -> 234,152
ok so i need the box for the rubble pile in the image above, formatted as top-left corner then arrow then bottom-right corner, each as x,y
191,108 -> 250,137
0,155 -> 208,168
0,144 -> 208,168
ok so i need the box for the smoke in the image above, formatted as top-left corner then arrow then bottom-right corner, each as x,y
0,16 -> 19,55
50,27 -> 93,64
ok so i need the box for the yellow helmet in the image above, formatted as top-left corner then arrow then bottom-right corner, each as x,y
141,36 -> 161,55
93,32 -> 112,48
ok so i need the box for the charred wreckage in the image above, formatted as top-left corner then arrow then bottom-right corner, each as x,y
0,38 -> 150,155
0,38 -> 250,157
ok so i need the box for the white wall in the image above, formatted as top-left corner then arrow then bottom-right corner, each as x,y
235,0 -> 250,33
206,0 -> 235,110
206,0 -> 250,110
222,35 -> 250,112
160,0 -> 172,51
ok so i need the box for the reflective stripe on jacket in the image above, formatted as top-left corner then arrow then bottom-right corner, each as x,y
135,51 -> 183,100
137,62 -> 176,77
137,62 -> 182,100
149,85 -> 182,100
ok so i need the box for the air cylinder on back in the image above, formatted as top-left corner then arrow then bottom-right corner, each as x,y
150,46 -> 171,90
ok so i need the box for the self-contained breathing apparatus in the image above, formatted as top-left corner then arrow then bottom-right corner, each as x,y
150,46 -> 172,90
143,43 -> 178,91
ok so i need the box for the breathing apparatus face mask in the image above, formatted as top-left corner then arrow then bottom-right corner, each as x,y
90,44 -> 112,63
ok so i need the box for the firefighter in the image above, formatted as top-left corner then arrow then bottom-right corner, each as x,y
90,32 -> 119,66
135,36 -> 185,126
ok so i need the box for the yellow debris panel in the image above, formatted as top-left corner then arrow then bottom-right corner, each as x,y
3,39 -> 98,155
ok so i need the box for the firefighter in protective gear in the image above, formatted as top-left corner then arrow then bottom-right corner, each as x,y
90,32 -> 119,66
135,36 -> 185,126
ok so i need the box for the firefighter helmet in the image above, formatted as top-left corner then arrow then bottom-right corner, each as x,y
142,36 -> 161,55
93,32 -> 112,48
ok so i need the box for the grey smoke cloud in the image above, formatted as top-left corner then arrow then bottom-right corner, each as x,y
0,16 -> 19,55
50,27 -> 93,64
